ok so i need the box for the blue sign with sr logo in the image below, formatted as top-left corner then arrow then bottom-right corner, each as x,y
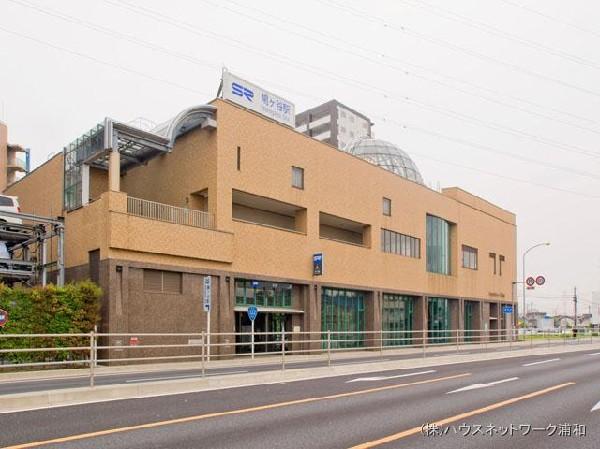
247,306 -> 258,321
232,82 -> 254,102
502,305 -> 513,314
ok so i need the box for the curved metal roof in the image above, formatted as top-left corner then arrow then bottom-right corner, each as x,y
152,105 -> 217,147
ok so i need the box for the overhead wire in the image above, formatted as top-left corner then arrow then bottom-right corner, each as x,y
204,0 -> 600,136
98,0 -> 600,160
1,2 -> 599,199
319,0 -> 600,99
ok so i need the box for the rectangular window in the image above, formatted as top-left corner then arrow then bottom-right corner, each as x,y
426,215 -> 451,275
382,197 -> 391,216
462,245 -> 478,270
235,280 -> 292,308
143,269 -> 182,294
499,255 -> 505,276
380,229 -> 420,258
292,166 -> 304,189
321,288 -> 365,349
236,146 -> 241,171
382,294 -> 415,346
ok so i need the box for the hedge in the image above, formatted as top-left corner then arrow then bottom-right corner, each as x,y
0,281 -> 102,365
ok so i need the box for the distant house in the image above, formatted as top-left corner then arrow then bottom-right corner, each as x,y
526,312 -> 554,330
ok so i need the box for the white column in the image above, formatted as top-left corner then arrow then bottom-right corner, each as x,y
81,164 -> 90,206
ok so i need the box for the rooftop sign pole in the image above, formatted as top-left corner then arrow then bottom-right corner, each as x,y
221,69 -> 295,127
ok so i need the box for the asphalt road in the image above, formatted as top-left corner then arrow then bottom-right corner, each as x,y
1,348 -> 599,448
0,339 -> 585,395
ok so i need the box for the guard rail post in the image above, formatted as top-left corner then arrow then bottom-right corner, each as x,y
422,329 -> 426,358
456,328 -> 459,352
281,326 -> 286,371
201,331 -> 206,378
89,330 -> 95,388
379,329 -> 383,357
327,330 -> 331,367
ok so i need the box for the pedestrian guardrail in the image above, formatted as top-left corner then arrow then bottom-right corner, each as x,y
0,328 -> 596,387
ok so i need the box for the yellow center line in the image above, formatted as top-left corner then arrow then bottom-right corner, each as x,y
348,382 -> 576,449
3,372 -> 471,449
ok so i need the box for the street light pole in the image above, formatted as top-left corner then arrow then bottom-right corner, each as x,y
522,242 -> 550,323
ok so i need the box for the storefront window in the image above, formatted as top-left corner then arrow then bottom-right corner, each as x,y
428,297 -> 451,343
235,280 -> 292,308
382,294 -> 414,346
321,288 -> 365,348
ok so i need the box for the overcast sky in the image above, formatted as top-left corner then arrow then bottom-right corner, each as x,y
1,0 -> 599,315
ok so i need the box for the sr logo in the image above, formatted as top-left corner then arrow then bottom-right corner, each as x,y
232,82 -> 254,102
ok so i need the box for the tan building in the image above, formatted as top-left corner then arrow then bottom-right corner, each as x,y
5,98 -> 516,355
0,121 -> 30,191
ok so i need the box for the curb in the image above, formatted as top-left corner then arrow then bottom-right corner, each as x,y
2,342 -> 600,413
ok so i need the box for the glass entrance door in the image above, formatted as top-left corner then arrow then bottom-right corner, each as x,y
235,311 -> 291,354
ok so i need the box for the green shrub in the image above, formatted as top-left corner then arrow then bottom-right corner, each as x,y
0,281 -> 102,365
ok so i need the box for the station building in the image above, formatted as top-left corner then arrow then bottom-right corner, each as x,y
4,94 -> 517,355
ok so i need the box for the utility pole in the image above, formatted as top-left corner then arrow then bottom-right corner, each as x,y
573,287 -> 578,329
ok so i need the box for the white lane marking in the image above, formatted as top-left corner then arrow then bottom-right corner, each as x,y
587,352 -> 600,356
447,377 -> 518,394
125,370 -> 248,383
346,369 -> 437,383
592,401 -> 600,412
522,358 -> 560,367
333,359 -> 390,367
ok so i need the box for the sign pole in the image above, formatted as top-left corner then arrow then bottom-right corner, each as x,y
251,319 -> 255,360
203,276 -> 212,362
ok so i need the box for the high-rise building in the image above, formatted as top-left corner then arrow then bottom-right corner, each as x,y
295,100 -> 372,150
0,121 -> 30,192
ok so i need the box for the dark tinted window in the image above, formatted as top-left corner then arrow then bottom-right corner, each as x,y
0,197 -> 14,207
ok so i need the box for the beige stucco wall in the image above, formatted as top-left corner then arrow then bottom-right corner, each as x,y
4,152 -> 63,217
212,99 -> 516,301
5,99 -> 516,306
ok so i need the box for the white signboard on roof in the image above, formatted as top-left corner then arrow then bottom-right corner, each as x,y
221,70 -> 295,127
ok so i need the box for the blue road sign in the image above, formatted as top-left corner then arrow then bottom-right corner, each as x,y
502,305 -> 513,314
247,306 -> 258,321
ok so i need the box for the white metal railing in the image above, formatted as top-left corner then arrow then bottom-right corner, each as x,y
127,196 -> 215,230
0,328 -> 597,389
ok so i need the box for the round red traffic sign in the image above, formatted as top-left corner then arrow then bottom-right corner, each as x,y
526,276 -> 535,287
0,309 -> 8,327
535,275 -> 546,286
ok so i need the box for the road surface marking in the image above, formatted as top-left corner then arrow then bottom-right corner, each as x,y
346,370 -> 436,383
347,382 -> 575,449
522,358 -> 560,367
3,373 -> 471,449
125,370 -> 248,383
592,400 -> 600,412
587,352 -> 600,356
446,377 -> 518,394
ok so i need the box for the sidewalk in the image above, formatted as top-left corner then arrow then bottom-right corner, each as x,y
0,336 -> 591,383
2,339 -> 599,412
0,337 -> 567,383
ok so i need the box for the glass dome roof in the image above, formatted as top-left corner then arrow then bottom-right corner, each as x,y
343,137 -> 424,184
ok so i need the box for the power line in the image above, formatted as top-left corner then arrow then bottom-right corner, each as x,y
319,0 -> 600,99
402,0 -> 600,73
99,0 -> 600,159
0,25 -> 210,97
205,0 -> 600,137
2,8 -> 599,199
498,0 -> 600,41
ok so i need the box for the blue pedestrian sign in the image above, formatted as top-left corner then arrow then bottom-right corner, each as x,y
502,305 -> 513,314
247,306 -> 258,321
